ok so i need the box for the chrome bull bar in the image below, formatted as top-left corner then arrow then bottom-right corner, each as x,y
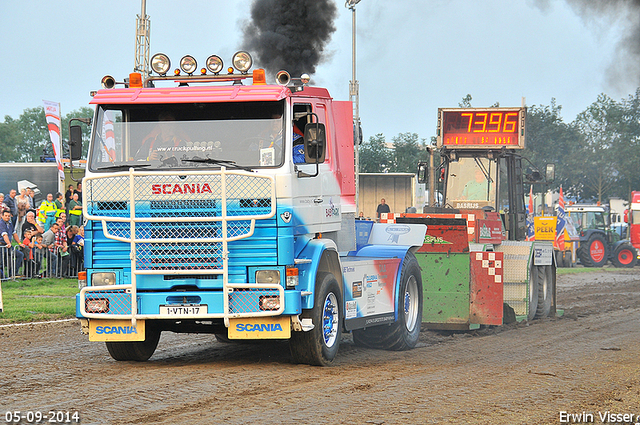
79,167 -> 282,326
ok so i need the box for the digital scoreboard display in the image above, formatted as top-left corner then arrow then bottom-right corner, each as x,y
437,107 -> 526,149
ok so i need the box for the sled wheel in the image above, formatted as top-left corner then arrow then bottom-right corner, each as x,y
534,265 -> 554,319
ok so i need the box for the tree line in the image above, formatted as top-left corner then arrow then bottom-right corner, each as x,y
359,91 -> 640,203
2,91 -> 640,203
0,107 -> 93,162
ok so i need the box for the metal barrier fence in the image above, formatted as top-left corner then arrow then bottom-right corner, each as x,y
0,245 -> 84,281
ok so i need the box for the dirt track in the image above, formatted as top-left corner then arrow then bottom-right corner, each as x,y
2,268 -> 640,425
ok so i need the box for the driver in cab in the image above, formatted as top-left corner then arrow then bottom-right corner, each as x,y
135,112 -> 190,161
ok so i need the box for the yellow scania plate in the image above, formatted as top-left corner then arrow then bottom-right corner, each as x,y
89,319 -> 145,342
228,316 -> 290,339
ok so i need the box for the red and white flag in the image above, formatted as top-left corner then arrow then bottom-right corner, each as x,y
43,100 -> 64,179
554,186 -> 566,251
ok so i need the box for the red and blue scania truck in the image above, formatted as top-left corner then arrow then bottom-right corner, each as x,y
71,51 -> 428,365
72,52 -> 557,366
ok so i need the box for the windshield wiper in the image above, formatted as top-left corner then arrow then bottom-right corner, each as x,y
182,157 -> 253,171
95,162 -> 152,171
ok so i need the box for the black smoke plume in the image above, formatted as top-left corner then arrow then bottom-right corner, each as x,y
535,0 -> 640,91
242,0 -> 338,79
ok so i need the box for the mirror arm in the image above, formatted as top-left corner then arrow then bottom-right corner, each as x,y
67,118 -> 91,183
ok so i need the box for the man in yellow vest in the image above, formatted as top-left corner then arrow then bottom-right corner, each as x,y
68,193 -> 83,227
54,192 -> 65,220
39,193 -> 57,232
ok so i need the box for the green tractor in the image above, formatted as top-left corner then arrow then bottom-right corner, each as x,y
567,204 -> 637,268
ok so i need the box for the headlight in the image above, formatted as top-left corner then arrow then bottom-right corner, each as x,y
206,55 -> 224,74
151,53 -> 171,75
180,55 -> 198,75
259,295 -> 280,311
92,272 -> 116,286
232,51 -> 252,73
86,299 -> 109,313
256,269 -> 280,284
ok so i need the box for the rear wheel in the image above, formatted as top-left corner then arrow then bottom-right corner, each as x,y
579,233 -> 609,267
611,244 -> 638,268
106,328 -> 161,362
534,265 -> 554,319
527,265 -> 539,321
352,252 -> 423,350
290,272 -> 342,366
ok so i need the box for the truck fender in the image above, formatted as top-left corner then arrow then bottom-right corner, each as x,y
296,238 -> 342,310
355,244 -> 415,322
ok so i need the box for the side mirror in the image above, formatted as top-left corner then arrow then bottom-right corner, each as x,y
69,125 -> 83,161
304,122 -> 326,163
353,123 -> 363,145
545,163 -> 555,182
417,162 -> 428,184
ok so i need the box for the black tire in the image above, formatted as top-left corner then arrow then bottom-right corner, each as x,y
555,251 -> 565,268
503,303 -> 517,324
106,328 -> 161,362
352,252 -> 423,351
562,251 -> 574,268
527,264 -> 539,321
534,265 -> 554,319
290,272 -> 342,366
214,332 -> 232,343
611,243 -> 638,268
578,233 -> 609,268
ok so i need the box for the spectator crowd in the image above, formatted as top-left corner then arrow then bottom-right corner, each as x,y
0,183 -> 84,280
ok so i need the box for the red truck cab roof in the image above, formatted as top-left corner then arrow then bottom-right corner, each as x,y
90,84 -> 332,105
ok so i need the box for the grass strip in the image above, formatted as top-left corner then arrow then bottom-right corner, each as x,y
0,278 -> 77,324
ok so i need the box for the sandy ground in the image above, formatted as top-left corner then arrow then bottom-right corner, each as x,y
1,268 -> 640,425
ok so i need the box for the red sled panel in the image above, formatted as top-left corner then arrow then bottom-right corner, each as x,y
469,251 -> 504,325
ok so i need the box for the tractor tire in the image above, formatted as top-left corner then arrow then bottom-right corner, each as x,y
352,252 -> 422,351
578,233 -> 609,268
562,251 -> 574,268
527,265 -> 539,321
105,328 -> 161,362
534,265 -> 554,319
611,243 -> 638,268
289,272 -> 342,366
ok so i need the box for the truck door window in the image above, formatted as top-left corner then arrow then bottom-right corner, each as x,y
293,104 -> 312,164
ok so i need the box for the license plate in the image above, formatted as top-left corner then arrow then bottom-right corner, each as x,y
159,304 -> 208,315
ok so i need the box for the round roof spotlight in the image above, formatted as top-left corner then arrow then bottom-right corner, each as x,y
300,74 -> 310,85
180,55 -> 198,75
151,53 -> 171,75
232,51 -> 252,73
206,55 -> 224,74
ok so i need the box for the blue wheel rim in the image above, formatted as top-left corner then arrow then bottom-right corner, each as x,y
322,292 -> 338,347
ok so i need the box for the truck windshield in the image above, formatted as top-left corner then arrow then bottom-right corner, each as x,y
88,101 -> 285,171
446,157 -> 496,209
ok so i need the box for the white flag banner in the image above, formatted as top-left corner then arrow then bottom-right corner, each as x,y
43,100 -> 64,179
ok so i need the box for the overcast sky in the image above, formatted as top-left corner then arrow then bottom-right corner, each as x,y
0,0 -> 633,143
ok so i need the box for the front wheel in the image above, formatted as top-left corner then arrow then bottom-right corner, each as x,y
290,272 -> 342,366
611,243 -> 638,268
106,328 -> 161,362
353,252 -> 423,351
